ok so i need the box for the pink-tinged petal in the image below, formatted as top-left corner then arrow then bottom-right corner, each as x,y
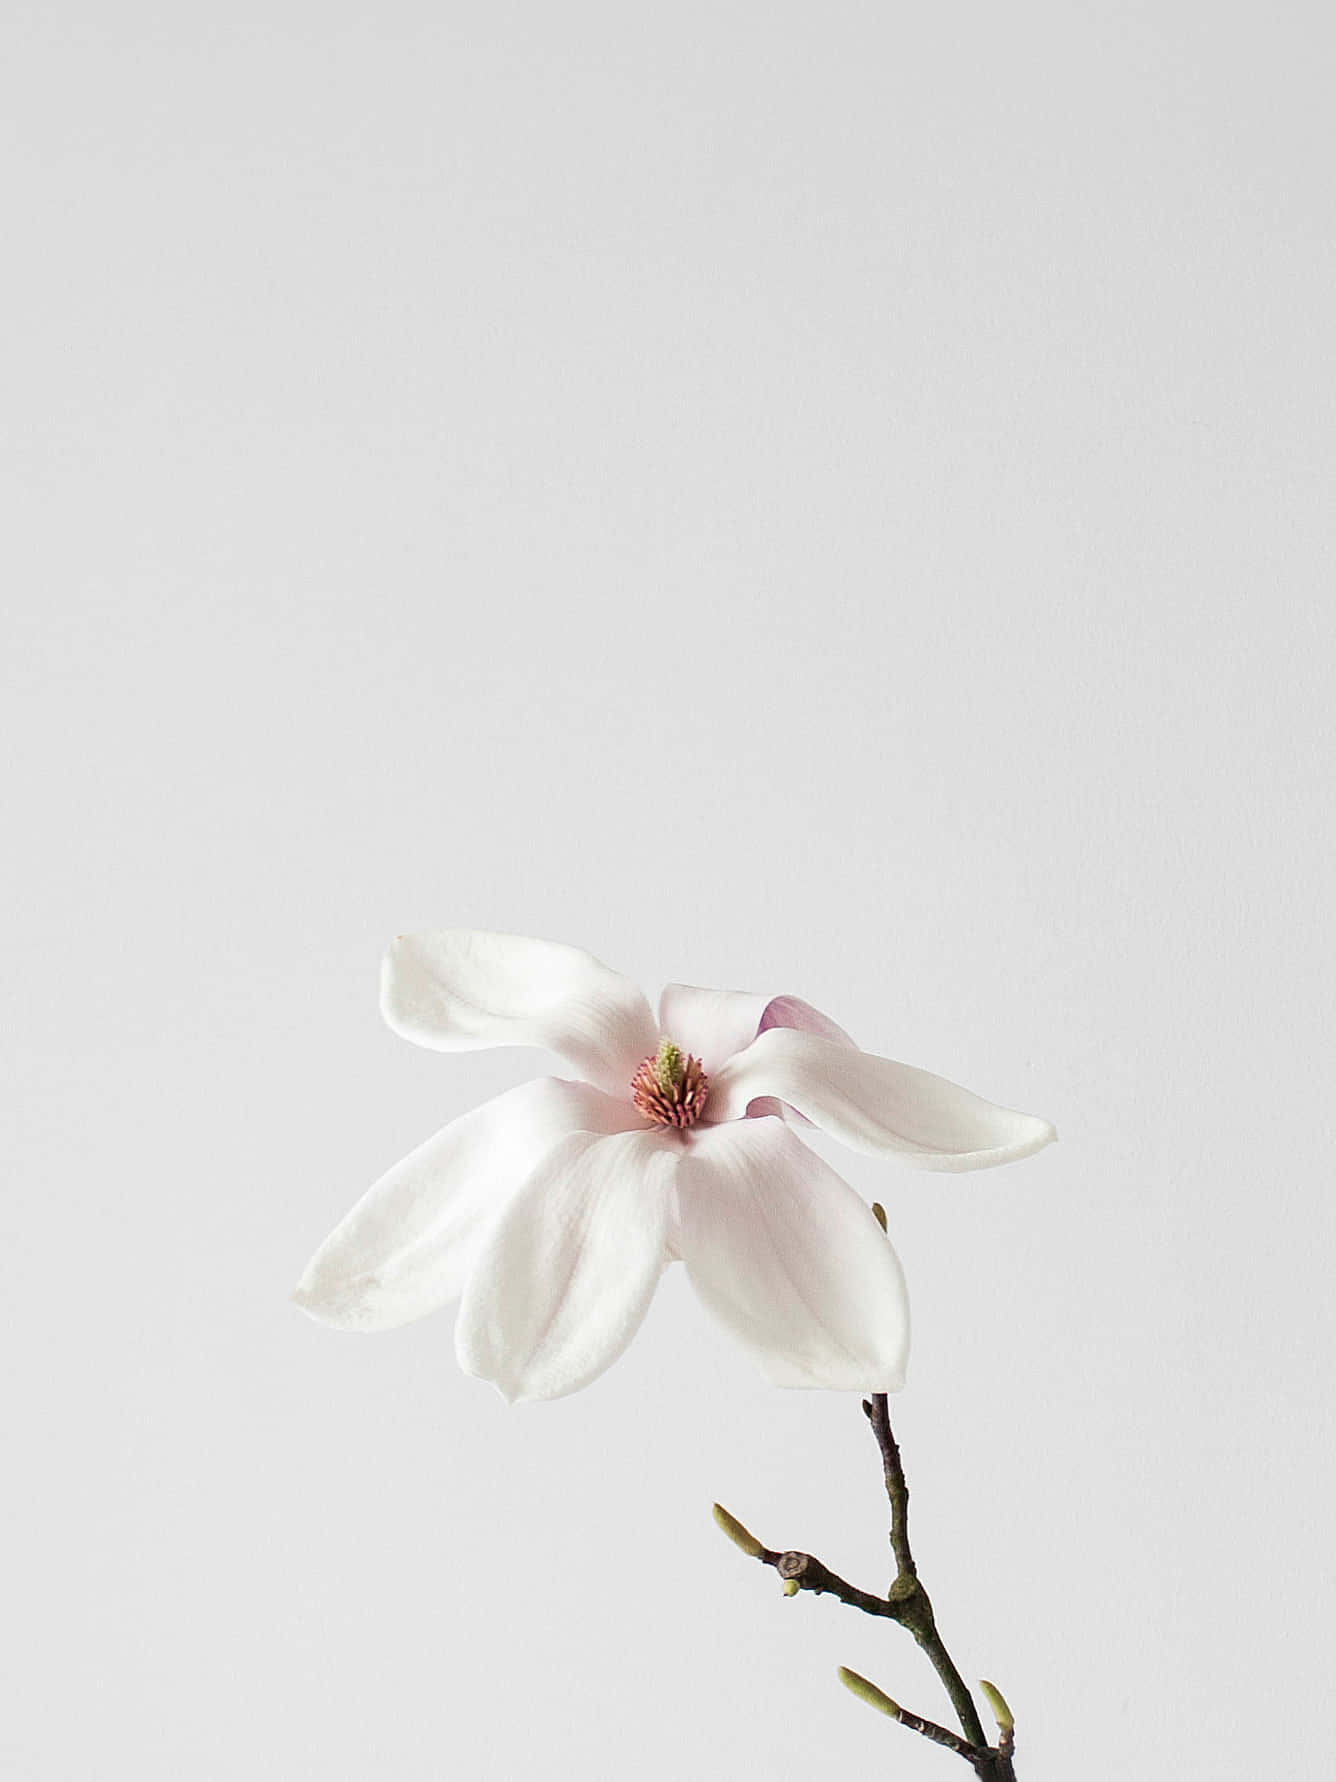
293,1079 -> 640,1332
455,1127 -> 678,1403
757,995 -> 857,1047
382,931 -> 658,1095
677,1119 -> 909,1391
709,1029 -> 1056,1171
658,983 -> 856,1074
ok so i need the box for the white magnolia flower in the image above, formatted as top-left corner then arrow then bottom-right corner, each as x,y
294,931 -> 1055,1403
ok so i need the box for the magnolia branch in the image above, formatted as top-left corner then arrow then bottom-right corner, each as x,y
712,1332 -> 1019,1779
714,1499 -> 1015,1775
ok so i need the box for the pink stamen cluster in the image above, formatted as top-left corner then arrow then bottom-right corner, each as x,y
631,1048 -> 710,1128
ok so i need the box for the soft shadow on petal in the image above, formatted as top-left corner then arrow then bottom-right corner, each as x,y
709,1029 -> 1057,1171
293,1079 -> 642,1331
454,1127 -> 678,1403
659,983 -> 856,1075
676,1119 -> 909,1391
382,930 -> 659,1095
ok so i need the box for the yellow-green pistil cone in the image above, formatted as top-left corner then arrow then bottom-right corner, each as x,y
654,1037 -> 685,1093
711,1502 -> 764,1558
838,1667 -> 902,1719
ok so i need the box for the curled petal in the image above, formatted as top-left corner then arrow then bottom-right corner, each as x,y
709,1029 -> 1056,1171
382,931 -> 659,1094
658,983 -> 856,1074
455,1128 -> 678,1403
293,1079 -> 640,1331
677,1119 -> 909,1390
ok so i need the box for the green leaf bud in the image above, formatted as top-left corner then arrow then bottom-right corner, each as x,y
837,1667 -> 901,1718
711,1502 -> 764,1559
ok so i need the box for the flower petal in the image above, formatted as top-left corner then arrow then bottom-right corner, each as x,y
454,1127 -> 678,1403
658,983 -> 856,1073
709,1028 -> 1057,1171
383,931 -> 659,1095
676,1118 -> 909,1390
293,1078 -> 640,1331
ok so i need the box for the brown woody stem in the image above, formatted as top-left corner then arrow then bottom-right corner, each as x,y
714,1395 -> 1018,1777
864,1393 -> 989,1753
892,1702 -> 990,1764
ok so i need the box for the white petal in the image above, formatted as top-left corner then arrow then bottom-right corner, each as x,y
709,1028 -> 1057,1171
383,931 -> 659,1095
677,1119 -> 909,1390
455,1127 -> 678,1403
293,1079 -> 639,1331
658,983 -> 856,1073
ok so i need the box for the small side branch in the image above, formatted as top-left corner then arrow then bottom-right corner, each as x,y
765,1548 -> 905,1620
899,1705 -> 991,1765
839,1667 -> 991,1767
711,1505 -> 935,1631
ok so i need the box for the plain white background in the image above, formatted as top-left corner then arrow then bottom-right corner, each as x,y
4,3 -> 1332,1777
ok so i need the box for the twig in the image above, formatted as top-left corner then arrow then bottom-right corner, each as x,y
839,1667 -> 989,1765
713,1501 -> 1017,1777
762,1546 -> 918,1621
863,1392 -> 988,1751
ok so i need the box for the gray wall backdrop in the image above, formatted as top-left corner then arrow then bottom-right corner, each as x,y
5,4 -> 1332,1778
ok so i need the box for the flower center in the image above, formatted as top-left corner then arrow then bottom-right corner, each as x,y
631,1037 -> 709,1128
